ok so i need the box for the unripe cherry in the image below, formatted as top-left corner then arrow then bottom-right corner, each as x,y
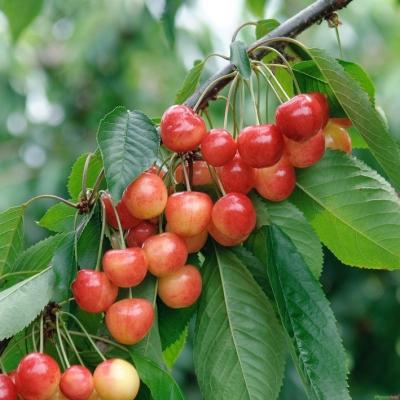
175,161 -> 212,187
208,220 -> 248,247
126,221 -> 157,248
60,365 -> 93,400
323,120 -> 352,153
166,224 -> 208,253
158,265 -> 202,308
307,92 -> 329,128
0,374 -> 17,400
105,298 -> 154,345
201,128 -> 237,166
160,105 -> 207,152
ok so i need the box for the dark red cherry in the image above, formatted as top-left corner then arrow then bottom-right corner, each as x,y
200,128 -> 237,167
0,374 -> 17,400
307,92 -> 329,128
60,365 -> 94,400
175,161 -> 212,187
126,221 -> 157,248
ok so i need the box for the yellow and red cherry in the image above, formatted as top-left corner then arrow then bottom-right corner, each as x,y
126,221 -> 157,248
93,359 -> 140,400
166,224 -> 208,253
200,128 -> 237,167
160,105 -> 207,152
105,298 -> 154,345
101,193 -> 140,230
15,353 -> 61,400
60,365 -> 93,400
0,374 -> 17,400
158,265 -> 202,309
175,161 -> 212,187
71,270 -> 118,313
323,120 -> 352,153
208,220 -> 248,247
124,172 -> 168,219
211,193 -> 256,240
143,232 -> 188,277
237,124 -> 284,168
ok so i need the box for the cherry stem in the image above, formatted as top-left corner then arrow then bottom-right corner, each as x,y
335,26 -> 343,58
202,109 -> 213,129
224,74 -> 239,131
53,340 -> 67,371
56,313 -> 70,368
246,77 -> 261,125
128,287 -> 133,299
95,200 -> 108,272
254,64 -> 284,104
239,79 -> 245,134
103,193 -> 126,250
204,52 -> 230,62
88,169 -> 105,206
39,314 -> 44,353
60,320 -> 84,365
231,21 -> 257,43
231,77 -> 240,136
73,211 -> 79,269
23,195 -> 78,210
262,63 -> 291,101
68,331 -> 129,354
180,157 -> 192,192
81,153 -> 93,201
207,164 -> 226,196
31,323 -> 38,352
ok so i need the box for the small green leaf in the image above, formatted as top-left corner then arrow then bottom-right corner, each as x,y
0,206 -> 24,275
230,41 -> 252,80
38,203 -> 76,233
175,60 -> 205,104
256,19 -> 280,39
163,327 -> 188,368
0,268 -> 54,340
97,106 -> 159,202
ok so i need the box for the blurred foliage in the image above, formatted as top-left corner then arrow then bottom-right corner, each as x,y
0,0 -> 399,398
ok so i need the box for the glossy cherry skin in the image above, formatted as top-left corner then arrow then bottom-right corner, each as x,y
0,374 -> 17,400
124,172 -> 168,219
237,124 -> 284,168
165,191 -> 213,237
71,270 -> 118,313
211,193 -> 256,240
166,224 -> 208,253
255,156 -> 296,202
208,220 -> 248,247
275,93 -> 326,142
93,359 -> 140,400
307,92 -> 329,128
160,105 -> 207,152
201,128 -> 237,166
158,265 -> 202,309
323,120 -> 352,153
217,153 -> 255,194
143,232 -> 188,277
175,161 -> 212,187
60,366 -> 93,400
126,221 -> 157,248
105,298 -> 154,345
284,130 -> 325,168
103,248 -> 148,288
16,353 -> 61,400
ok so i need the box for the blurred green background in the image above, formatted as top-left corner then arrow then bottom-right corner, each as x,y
1,0 -> 399,398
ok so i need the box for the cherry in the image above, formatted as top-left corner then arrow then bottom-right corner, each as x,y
0,374 -> 17,400
105,298 -> 154,345
217,153 -> 255,194
330,117 -> 352,128
103,248 -> 148,288
158,265 -> 202,308
323,120 -> 352,153
16,353 -> 60,400
275,93 -> 326,142
93,359 -> 140,400
160,105 -> 207,152
284,130 -> 325,168
143,232 -> 188,277
71,270 -> 118,313
60,365 -> 93,400
124,172 -> 168,219
126,221 -> 157,248
211,193 -> 256,240
48,389 -> 68,400
200,128 -> 237,167
175,161 -> 212,187
307,92 -> 329,128
101,193 -> 140,230
237,124 -> 284,168
208,220 -> 248,247
165,191 -> 213,237
166,224 -> 208,253
255,156 -> 296,202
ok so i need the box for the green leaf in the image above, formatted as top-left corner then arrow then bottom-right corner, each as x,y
266,225 -> 350,400
0,267 -> 54,340
0,206 -> 24,275
175,60 -> 205,104
230,41 -> 252,80
130,351 -> 186,400
0,0 -> 44,41
97,106 -> 159,202
67,151 -> 104,201
292,150 -> 400,269
163,327 -> 188,368
274,67 -> 294,101
194,244 -> 286,400
38,203 -> 76,233
256,19 -> 280,39
251,194 -> 323,278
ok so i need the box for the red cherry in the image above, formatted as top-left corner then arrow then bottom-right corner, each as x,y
284,130 -> 325,168
323,120 -> 352,153
165,191 -> 213,237
175,161 -> 212,187
237,124 -> 284,168
330,117 -> 352,128
255,156 -> 296,202
160,105 -> 207,152
72,270 -> 118,313
103,248 -> 148,288
208,220 -> 248,247
200,128 -> 237,167
124,172 -> 168,219
126,221 -> 157,248
166,224 -> 208,253
217,153 -> 255,194
105,298 -> 154,345
158,265 -> 202,309
275,93 -> 326,142
60,366 -> 93,400
143,233 -> 188,277
16,353 -> 60,400
307,92 -> 329,128
0,374 -> 17,400
211,193 -> 256,240
48,389 -> 68,399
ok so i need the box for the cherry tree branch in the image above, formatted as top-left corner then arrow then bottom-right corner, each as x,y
185,0 -> 354,110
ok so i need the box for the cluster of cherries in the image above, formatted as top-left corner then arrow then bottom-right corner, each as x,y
0,353 -> 139,400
